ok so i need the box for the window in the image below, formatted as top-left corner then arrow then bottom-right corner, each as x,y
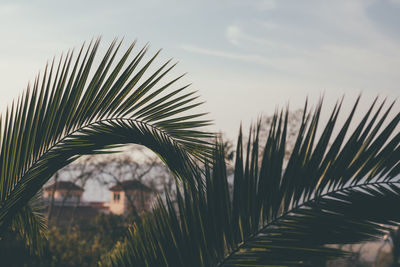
113,193 -> 120,202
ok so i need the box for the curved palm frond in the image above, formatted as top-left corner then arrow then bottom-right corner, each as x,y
102,97 -> 400,266
0,38 -> 214,246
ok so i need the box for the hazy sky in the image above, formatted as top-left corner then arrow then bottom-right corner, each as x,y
0,0 -> 399,139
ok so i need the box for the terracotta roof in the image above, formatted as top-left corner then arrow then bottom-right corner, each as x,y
109,180 -> 153,192
44,181 -> 84,192
89,201 -> 109,210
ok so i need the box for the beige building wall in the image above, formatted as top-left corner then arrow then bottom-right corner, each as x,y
109,191 -> 126,215
109,190 -> 152,215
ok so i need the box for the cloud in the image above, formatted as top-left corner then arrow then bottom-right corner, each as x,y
389,0 -> 400,5
223,0 -> 400,71
181,44 -> 271,65
225,25 -> 300,55
0,3 -> 19,15
225,25 -> 272,47
232,0 -> 276,11
254,0 -> 276,11
180,44 -> 313,76
226,26 -> 241,46
181,35 -> 400,92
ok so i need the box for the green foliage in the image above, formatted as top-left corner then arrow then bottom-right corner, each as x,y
47,227 -> 101,267
102,98 -> 400,266
1,213 -> 133,267
0,39 -> 213,254
45,214 -> 129,267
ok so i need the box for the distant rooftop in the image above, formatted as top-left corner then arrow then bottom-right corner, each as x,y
109,180 -> 152,192
44,181 -> 84,192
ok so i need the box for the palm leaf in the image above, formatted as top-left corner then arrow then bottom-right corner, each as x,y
0,38 -> 213,244
102,97 -> 400,266
10,191 -> 47,256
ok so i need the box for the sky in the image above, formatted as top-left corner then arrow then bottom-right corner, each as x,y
1,0 -> 399,201
0,0 -> 399,139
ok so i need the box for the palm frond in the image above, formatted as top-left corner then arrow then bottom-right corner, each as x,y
102,97 -> 400,266
0,38 -> 213,237
10,191 -> 47,255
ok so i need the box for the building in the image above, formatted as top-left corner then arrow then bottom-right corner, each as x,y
43,181 -> 107,225
109,180 -> 153,215
43,181 -> 84,206
43,179 -> 154,219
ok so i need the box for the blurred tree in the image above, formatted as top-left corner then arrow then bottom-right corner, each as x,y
259,108 -> 303,161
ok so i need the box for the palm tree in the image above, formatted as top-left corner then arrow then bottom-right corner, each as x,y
0,39 -> 213,255
102,98 -> 400,266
